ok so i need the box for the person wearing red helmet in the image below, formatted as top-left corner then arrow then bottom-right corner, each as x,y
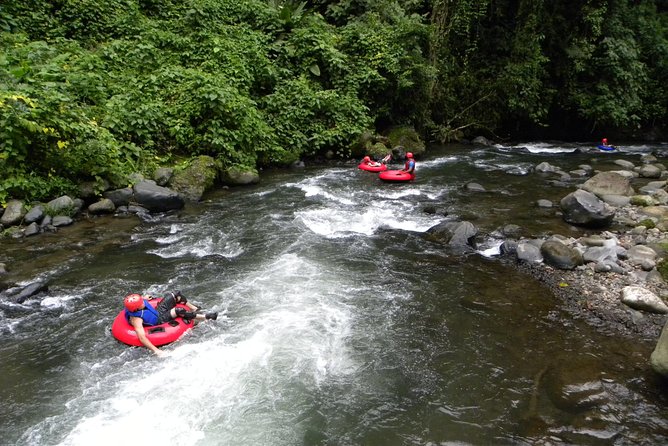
362,155 -> 381,167
123,290 -> 217,356
402,152 -> 415,174
598,137 -> 616,151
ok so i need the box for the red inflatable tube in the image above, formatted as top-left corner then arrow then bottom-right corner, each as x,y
379,170 -> 415,182
111,298 -> 193,347
358,162 -> 388,172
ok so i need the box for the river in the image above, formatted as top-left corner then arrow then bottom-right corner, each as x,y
1,142 -> 667,445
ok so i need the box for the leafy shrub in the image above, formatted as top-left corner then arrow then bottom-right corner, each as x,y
262,75 -> 372,159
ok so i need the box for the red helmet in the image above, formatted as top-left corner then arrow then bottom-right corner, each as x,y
363,156 -> 371,162
602,138 -> 608,144
406,152 -> 414,159
124,293 -> 144,312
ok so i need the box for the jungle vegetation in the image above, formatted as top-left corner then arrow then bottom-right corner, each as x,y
0,0 -> 666,204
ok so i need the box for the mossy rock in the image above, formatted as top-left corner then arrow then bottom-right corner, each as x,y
637,218 -> 656,229
658,259 -> 668,282
630,195 -> 655,206
169,155 -> 219,201
350,131 -> 391,158
386,126 -> 425,156
368,142 -> 390,158
350,130 -> 375,155
222,166 -> 260,186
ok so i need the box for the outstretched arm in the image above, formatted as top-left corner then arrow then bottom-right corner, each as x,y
130,317 -> 164,357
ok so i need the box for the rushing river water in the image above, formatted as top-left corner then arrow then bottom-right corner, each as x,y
1,142 -> 668,445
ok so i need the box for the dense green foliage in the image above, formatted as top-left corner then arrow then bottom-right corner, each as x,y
428,0 -> 668,141
0,0 -> 666,204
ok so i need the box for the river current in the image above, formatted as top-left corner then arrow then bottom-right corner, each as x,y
1,142 -> 667,445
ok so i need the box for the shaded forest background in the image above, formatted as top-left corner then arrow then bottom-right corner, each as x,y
1,0 -> 667,203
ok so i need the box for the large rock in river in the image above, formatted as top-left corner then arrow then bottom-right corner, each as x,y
582,171 -> 634,197
560,189 -> 615,228
222,166 -> 260,186
426,220 -> 478,248
133,181 -> 184,212
169,155 -> 219,201
651,320 -> 668,377
541,240 -> 583,270
544,356 -> 608,411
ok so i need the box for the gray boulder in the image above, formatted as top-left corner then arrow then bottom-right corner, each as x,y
104,187 -> 133,207
426,221 -> 478,248
560,189 -> 615,228
1,200 -> 26,226
472,136 -> 493,146
52,216 -> 73,227
15,281 -> 49,304
465,182 -> 486,192
621,286 -> 668,314
46,196 -> 74,215
24,205 -> 45,224
626,245 -> 657,271
222,166 -> 260,186
545,357 -> 608,411
614,160 -> 635,169
24,222 -> 40,237
535,162 -> 561,174
516,240 -> 543,263
639,164 -> 662,179
651,320 -> 668,377
133,181 -> 184,212
500,240 -> 518,256
582,171 -> 634,197
88,198 -> 116,215
154,167 -> 174,186
541,240 -> 583,270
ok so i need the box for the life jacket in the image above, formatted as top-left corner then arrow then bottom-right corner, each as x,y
125,299 -> 160,326
405,160 -> 415,171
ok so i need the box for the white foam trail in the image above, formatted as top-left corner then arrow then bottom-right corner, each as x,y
414,156 -> 458,169
148,225 -> 243,259
40,292 -> 80,309
299,184 -> 356,205
35,254 -> 356,446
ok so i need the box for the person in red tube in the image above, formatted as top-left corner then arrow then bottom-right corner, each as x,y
362,155 -> 382,167
123,291 -> 217,356
402,152 -> 415,174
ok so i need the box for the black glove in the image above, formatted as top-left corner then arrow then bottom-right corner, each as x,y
171,290 -> 187,304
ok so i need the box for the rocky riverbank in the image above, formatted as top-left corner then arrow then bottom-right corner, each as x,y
515,256 -> 666,341
422,150 -> 668,376
497,156 -> 668,374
